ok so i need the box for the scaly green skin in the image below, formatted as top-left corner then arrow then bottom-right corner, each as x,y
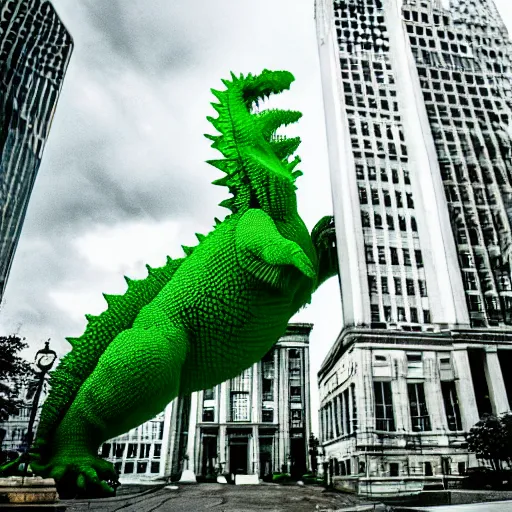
17,70 -> 338,498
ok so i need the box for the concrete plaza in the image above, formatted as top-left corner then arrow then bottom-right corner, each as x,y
63,483 -> 373,512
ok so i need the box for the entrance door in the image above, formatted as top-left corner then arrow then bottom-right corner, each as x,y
229,441 -> 248,475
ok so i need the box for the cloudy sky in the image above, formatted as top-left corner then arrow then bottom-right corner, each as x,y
2,0 -> 512,435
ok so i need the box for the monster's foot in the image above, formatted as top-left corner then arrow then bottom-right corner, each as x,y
31,451 -> 118,499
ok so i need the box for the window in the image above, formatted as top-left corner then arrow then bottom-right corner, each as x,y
383,190 -> 392,207
403,249 -> 411,266
290,386 -> 302,402
381,276 -> 389,294
387,214 -> 394,230
230,367 -> 252,421
423,309 -> 431,323
351,383 -> 358,431
415,250 -> 424,267
390,462 -> 399,476
291,409 -> 302,428
408,383 -> 431,431
410,307 -> 418,323
378,247 -> 386,264
101,444 -> 111,458
394,277 -> 402,295
262,408 -> 274,422
384,305 -> 392,321
203,407 -> 214,422
411,217 -> 418,232
442,381 -> 462,431
395,191 -> 403,207
372,189 -> 380,205
115,443 -> 125,458
368,275 -> 378,294
458,462 -> 466,475
406,278 -> 415,296
391,248 -> 399,265
425,462 -> 433,476
371,305 -> 380,322
374,381 -> 395,431
204,388 -> 215,400
356,165 -> 365,180
124,462 -> 134,474
419,280 -> 427,297
154,444 -> 161,458
137,462 -> 148,474
361,211 -> 371,227
399,216 -> 407,231
375,213 -> 383,229
359,187 -> 368,204
406,193 -> 414,208
365,245 -> 375,264
127,443 -> 137,458
140,444 -> 150,458
151,461 -> 160,473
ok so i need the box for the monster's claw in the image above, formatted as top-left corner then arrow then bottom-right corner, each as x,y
290,250 -> 316,280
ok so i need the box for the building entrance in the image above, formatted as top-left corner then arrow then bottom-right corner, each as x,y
229,440 -> 248,475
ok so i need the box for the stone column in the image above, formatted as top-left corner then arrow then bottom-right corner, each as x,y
348,385 -> 353,434
452,348 -> 480,430
423,352 -> 448,432
278,347 -> 289,472
484,347 -> 510,416
186,392 -> 198,473
219,380 -> 228,473
393,353 -> 410,433
252,425 -> 260,476
252,361 -> 260,423
341,391 -> 348,435
356,348 -> 373,433
179,392 -> 198,483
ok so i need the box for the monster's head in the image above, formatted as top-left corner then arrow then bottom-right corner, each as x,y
205,69 -> 304,217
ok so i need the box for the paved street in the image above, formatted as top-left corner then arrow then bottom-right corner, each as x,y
63,483 -> 372,512
401,501 -> 512,512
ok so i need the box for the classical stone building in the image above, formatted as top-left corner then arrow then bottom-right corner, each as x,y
0,0 -> 73,301
315,0 -> 512,497
103,324 -> 313,483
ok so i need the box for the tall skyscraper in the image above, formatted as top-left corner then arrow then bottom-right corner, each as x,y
315,0 -> 512,496
0,0 -> 73,301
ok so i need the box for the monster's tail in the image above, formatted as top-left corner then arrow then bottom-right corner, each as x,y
32,256 -> 184,461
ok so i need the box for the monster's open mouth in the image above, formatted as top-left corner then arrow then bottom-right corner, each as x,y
241,70 -> 303,161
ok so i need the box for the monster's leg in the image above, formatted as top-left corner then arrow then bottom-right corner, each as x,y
236,208 -> 316,284
38,307 -> 188,497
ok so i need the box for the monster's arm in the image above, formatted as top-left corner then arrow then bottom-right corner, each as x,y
311,215 -> 338,289
237,208 -> 316,287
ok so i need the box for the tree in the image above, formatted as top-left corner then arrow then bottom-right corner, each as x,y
0,335 -> 34,424
467,414 -> 508,471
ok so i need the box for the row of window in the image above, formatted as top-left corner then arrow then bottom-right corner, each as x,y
101,442 -> 161,460
201,349 -> 303,423
370,304 -> 430,324
374,380 -> 462,432
359,188 -> 414,209
361,210 -> 418,232
368,275 -> 427,297
365,245 -> 423,267
355,164 -> 411,185
322,384 -> 357,441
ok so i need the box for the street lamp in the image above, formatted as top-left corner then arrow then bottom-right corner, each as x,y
22,340 -> 57,477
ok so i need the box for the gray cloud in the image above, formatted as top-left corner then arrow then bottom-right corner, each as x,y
0,0 -> 348,433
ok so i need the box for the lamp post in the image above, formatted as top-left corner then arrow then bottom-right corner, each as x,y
21,340 -> 57,478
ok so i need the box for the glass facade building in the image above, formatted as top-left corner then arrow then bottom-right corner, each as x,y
0,0 -> 73,300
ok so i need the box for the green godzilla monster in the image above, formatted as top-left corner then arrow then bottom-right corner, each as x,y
19,69 -> 338,497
